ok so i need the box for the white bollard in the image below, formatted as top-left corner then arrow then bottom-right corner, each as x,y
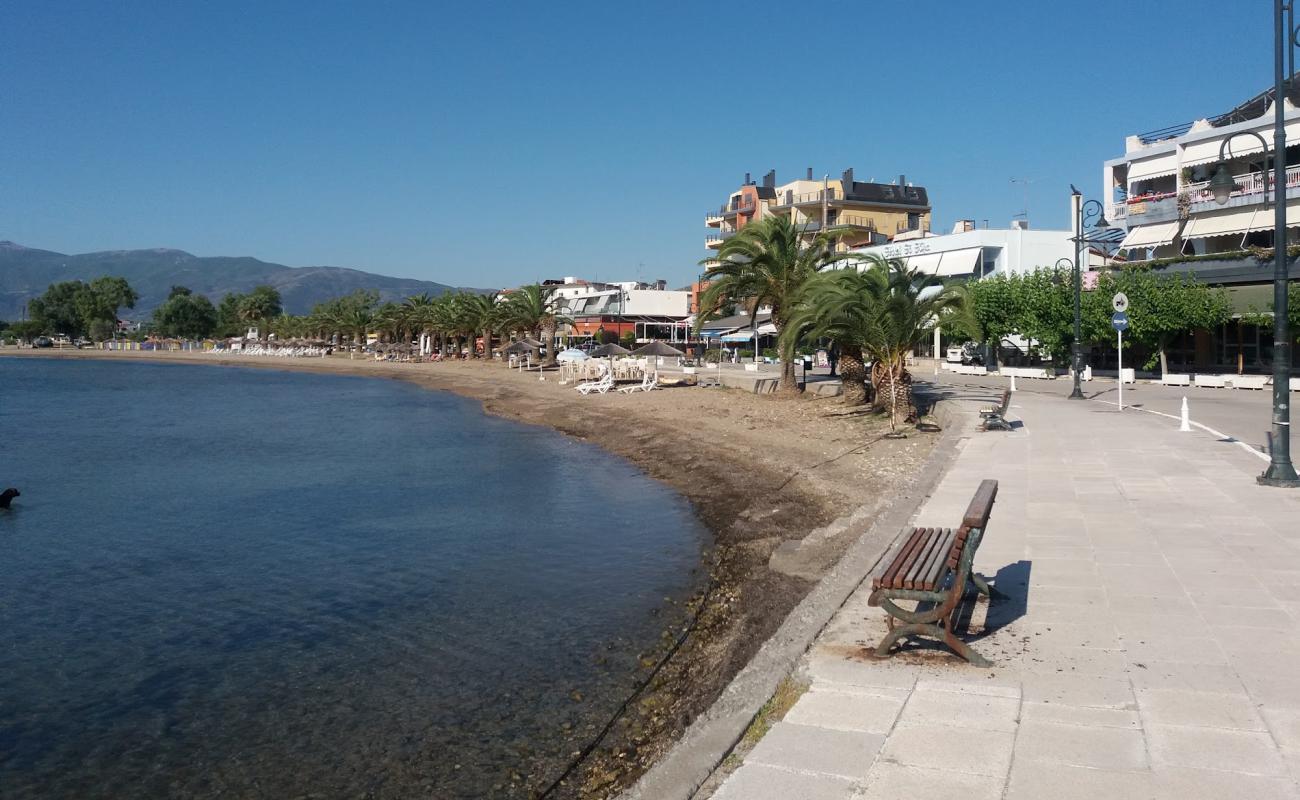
1010,374 -> 1017,392
1180,397 -> 1191,432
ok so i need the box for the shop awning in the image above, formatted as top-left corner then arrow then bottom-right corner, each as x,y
756,321 -> 778,335
720,331 -> 753,342
1126,151 -> 1179,183
1182,207 -> 1265,240
935,248 -> 982,276
903,253 -> 942,273
1118,221 -> 1181,250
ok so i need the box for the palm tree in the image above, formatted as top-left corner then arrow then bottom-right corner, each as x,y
501,284 -> 570,366
857,256 -> 965,431
780,272 -> 874,405
338,305 -> 375,357
458,292 -> 500,360
697,216 -> 851,392
374,302 -> 414,345
404,293 -> 438,355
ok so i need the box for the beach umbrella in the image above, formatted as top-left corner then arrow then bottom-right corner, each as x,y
590,343 -> 632,383
556,348 -> 589,362
632,340 -> 685,378
631,341 -> 684,357
503,340 -> 540,355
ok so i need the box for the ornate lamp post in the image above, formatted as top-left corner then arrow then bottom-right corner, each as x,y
1068,188 -> 1111,399
1203,1 -> 1299,487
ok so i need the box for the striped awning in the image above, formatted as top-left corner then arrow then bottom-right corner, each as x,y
1182,208 -> 1264,240
1127,151 -> 1178,183
903,253 -> 942,273
1118,221 -> 1181,250
935,248 -> 982,276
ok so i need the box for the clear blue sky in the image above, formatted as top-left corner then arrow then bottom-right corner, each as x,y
0,0 -> 1272,288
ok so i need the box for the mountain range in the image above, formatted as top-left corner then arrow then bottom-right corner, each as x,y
0,241 -> 486,320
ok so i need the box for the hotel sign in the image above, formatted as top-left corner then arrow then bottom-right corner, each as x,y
878,240 -> 935,259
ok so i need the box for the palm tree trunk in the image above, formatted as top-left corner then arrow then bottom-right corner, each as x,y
778,358 -> 797,392
482,327 -> 493,361
541,320 -> 558,367
839,345 -> 869,405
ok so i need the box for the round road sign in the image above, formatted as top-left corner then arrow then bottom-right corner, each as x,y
1112,292 -> 1129,313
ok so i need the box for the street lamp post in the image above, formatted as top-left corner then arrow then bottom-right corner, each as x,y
1204,0 -> 1299,487
1067,189 -> 1111,399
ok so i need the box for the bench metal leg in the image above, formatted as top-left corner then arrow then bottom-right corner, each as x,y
869,596 -> 993,668
969,573 -> 991,597
941,624 -> 993,668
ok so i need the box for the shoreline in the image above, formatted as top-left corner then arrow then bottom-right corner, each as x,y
2,349 -> 938,797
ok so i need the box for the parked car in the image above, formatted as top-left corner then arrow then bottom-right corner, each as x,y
33,336 -> 52,348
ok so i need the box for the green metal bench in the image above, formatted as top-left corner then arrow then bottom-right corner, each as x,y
980,389 -> 1012,431
867,479 -> 998,667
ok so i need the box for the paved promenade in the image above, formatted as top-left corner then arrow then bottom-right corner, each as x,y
710,383 -> 1300,799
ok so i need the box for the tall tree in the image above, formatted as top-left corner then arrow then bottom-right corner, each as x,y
28,277 -> 138,339
237,286 -> 283,338
501,285 -> 570,366
1093,269 -> 1231,376
697,216 -> 851,392
153,286 -> 219,339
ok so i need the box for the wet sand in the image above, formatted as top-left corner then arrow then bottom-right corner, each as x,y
2,349 -> 937,797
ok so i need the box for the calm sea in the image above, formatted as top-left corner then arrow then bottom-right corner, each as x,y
0,358 -> 707,798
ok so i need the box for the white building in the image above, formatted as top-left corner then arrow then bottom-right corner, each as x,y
841,221 -> 1077,278
1103,83 -> 1300,260
540,276 -> 690,341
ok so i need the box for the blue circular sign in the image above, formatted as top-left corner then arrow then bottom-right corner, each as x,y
1112,311 -> 1129,332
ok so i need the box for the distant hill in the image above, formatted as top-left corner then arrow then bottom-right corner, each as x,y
0,241 -> 487,320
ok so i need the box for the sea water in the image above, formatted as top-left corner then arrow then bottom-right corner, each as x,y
0,358 -> 706,798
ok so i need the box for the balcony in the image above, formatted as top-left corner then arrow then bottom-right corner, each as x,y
704,230 -> 736,249
1185,163 -> 1300,212
705,210 -> 723,226
720,200 -> 756,218
1119,192 -> 1180,225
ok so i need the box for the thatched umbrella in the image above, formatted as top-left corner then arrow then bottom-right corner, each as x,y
503,340 -> 540,355
632,341 -> 684,357
632,340 -> 685,378
590,343 -> 632,381
590,343 -> 632,357
503,339 -> 541,370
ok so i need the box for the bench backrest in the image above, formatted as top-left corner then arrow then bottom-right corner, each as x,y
946,479 -> 998,569
997,388 -> 1011,414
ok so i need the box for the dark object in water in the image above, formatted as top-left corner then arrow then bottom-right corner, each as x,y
0,488 -> 19,509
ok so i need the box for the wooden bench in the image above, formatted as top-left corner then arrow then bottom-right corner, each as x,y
867,480 -> 998,666
980,389 -> 1012,431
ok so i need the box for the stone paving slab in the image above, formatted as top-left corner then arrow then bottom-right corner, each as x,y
708,386 -> 1300,798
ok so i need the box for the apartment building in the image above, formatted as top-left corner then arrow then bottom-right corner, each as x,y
705,168 -> 931,253
1102,79 -> 1300,373
1105,81 -> 1300,262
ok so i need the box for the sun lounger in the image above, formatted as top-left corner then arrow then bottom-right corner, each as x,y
618,374 -> 658,394
576,374 -> 614,395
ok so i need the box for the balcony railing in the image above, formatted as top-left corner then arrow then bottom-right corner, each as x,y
721,200 -> 756,217
793,213 -> 879,233
1184,163 -> 1300,210
774,188 -> 836,207
1120,192 -> 1180,224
